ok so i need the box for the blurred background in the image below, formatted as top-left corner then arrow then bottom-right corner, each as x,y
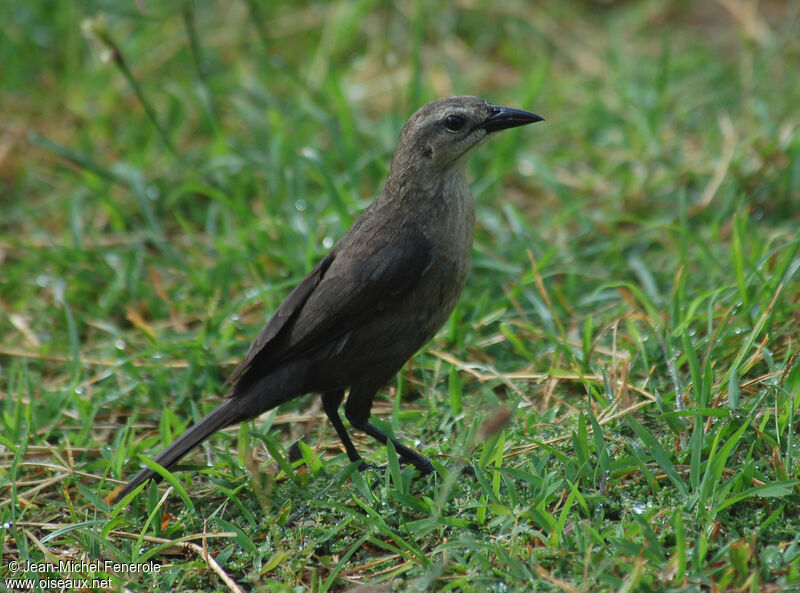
3,0 -> 797,370
1,1 -> 799,591
3,0 -> 798,413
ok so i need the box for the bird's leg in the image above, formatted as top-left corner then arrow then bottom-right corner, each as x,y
344,387 -> 435,475
321,390 -> 368,467
358,422 -> 435,475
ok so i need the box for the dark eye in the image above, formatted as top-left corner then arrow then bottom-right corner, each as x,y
443,114 -> 466,132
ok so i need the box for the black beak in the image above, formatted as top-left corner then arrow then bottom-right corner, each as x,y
479,105 -> 544,133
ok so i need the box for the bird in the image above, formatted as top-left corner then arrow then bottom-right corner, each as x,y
112,96 -> 543,503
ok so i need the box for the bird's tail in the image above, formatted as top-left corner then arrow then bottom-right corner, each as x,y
111,397 -> 243,504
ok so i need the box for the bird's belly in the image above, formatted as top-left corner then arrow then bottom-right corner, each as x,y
320,257 -> 468,385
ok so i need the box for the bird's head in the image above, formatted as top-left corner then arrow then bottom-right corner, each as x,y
392,96 -> 543,173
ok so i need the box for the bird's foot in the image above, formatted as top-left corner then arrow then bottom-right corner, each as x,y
359,459 -> 472,477
411,457 -> 434,476
356,456 -> 434,475
357,461 -> 386,473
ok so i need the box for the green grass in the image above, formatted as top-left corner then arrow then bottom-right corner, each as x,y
2,1 -> 800,591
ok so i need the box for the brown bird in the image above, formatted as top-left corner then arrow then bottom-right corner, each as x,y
113,96 -> 542,503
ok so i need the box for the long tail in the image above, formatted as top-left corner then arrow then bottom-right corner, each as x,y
112,397 -> 243,503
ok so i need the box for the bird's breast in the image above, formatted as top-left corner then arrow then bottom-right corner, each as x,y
411,179 -> 475,328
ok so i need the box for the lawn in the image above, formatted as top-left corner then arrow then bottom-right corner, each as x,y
1,1 -> 800,592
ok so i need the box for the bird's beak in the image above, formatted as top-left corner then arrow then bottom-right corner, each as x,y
479,105 -> 544,133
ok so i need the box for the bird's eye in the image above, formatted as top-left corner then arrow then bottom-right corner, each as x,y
443,114 -> 466,132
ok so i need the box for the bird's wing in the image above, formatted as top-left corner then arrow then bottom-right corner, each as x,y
222,252 -> 335,391
226,225 -> 432,393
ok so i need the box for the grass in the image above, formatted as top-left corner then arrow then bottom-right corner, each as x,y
2,1 -> 800,591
